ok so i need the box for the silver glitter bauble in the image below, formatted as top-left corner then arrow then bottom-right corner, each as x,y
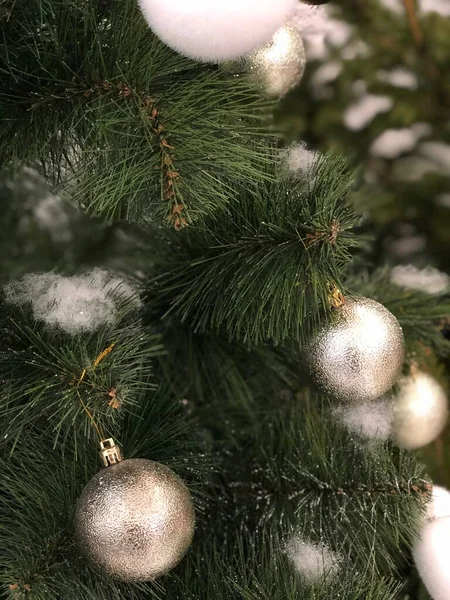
75,458 -> 195,582
392,371 -> 448,450
305,297 -> 405,402
237,24 -> 306,98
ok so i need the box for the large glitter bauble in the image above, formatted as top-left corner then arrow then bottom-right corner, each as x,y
392,371 -> 448,450
304,297 -> 405,403
236,24 -> 306,98
137,0 -> 297,63
75,458 -> 195,582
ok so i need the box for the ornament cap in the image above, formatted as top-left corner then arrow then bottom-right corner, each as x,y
99,438 -> 122,467
327,283 -> 345,308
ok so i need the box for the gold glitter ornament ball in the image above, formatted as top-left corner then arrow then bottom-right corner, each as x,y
236,24 -> 306,98
392,371 -> 448,450
305,297 -> 405,403
75,458 -> 195,582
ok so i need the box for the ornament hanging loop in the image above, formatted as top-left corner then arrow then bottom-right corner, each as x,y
327,283 -> 345,309
99,438 -> 123,467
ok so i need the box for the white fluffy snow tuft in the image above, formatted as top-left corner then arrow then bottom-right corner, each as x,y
391,265 -> 450,294
4,269 -> 141,334
333,398 -> 392,441
427,486 -> 450,521
285,143 -> 320,177
413,517 -> 450,600
343,95 -> 393,131
370,128 -> 419,159
377,68 -> 418,90
32,193 -> 72,243
286,536 -> 341,582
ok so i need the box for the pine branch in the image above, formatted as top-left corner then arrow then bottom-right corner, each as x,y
0,291 -> 162,451
145,154 -> 360,344
0,0 -> 277,225
217,401 -> 428,579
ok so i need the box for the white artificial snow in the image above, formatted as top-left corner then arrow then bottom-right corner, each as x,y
333,398 -> 392,441
341,40 -> 370,61
370,128 -> 419,159
378,0 -> 404,13
420,0 -> 450,16
286,536 -> 341,582
377,0 -> 450,16
427,486 -> 450,521
4,269 -> 141,334
436,193 -> 450,208
285,143 -> 320,177
377,68 -> 419,90
418,142 -> 450,174
311,62 -> 342,99
391,265 -> 450,294
392,156 -> 441,182
413,517 -> 450,600
388,233 -> 427,258
137,0 -> 297,62
32,193 -> 72,243
343,94 -> 393,131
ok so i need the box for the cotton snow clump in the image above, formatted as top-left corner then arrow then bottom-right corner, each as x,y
413,516 -> 450,600
413,485 -> 450,599
286,143 -> 320,177
370,129 -> 420,159
427,486 -> 450,521
391,265 -> 450,294
377,68 -> 418,90
4,269 -> 141,334
333,398 -> 392,441
286,536 -> 341,582
343,95 -> 393,131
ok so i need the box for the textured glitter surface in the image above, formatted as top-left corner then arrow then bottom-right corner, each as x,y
75,459 -> 195,582
238,24 -> 306,98
305,297 -> 405,402
393,371 -> 449,450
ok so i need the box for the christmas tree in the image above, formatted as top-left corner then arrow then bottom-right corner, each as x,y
1,1 -> 449,599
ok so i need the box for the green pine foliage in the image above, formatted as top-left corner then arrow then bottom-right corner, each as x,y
1,3 -> 449,600
0,0 -> 276,226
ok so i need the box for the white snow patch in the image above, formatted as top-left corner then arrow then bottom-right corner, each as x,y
413,517 -> 450,600
286,536 -> 341,582
312,61 -> 342,85
4,269 -> 141,334
333,398 -> 392,441
32,194 -> 72,243
285,143 -> 320,177
370,128 -> 419,159
391,265 -> 450,294
427,486 -> 450,521
377,68 -> 419,90
343,94 -> 393,131
341,40 -> 370,60
392,156 -> 441,182
378,0 -> 403,13
418,142 -> 450,174
420,0 -> 450,16
436,193 -> 450,208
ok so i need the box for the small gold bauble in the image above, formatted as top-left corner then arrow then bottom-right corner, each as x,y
237,24 -> 306,98
305,297 -> 405,403
75,458 -> 195,582
392,371 -> 448,450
